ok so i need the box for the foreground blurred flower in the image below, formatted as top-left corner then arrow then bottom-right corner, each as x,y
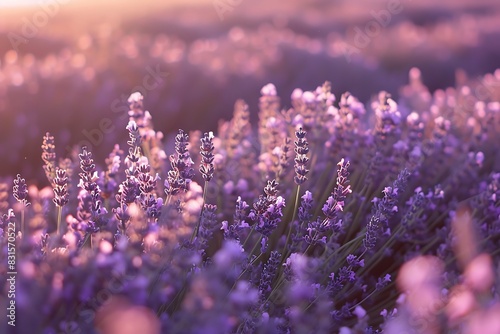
95,296 -> 160,334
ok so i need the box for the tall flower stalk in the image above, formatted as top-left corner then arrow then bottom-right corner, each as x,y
41,132 -> 57,187
53,168 -> 69,235
12,174 -> 30,236
283,127 -> 309,255
78,146 -> 104,247
164,129 -> 195,205
191,131 -> 215,242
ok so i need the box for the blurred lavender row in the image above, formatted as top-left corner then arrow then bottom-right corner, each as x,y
0,0 -> 499,181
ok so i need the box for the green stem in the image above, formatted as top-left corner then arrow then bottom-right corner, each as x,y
190,181 -> 208,243
313,167 -> 337,218
57,206 -> 62,236
80,233 -> 91,249
241,226 -> 256,250
282,185 -> 300,259
228,252 -> 264,295
248,235 -> 264,259
21,208 -> 25,237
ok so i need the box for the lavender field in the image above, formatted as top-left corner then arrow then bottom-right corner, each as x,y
1,0 -> 500,333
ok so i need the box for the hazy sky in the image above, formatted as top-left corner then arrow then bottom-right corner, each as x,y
0,0 -> 211,7
0,0 -> 39,6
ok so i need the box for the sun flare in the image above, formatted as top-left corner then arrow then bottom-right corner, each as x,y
0,0 -> 41,7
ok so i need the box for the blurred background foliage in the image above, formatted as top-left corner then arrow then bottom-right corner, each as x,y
0,0 -> 499,182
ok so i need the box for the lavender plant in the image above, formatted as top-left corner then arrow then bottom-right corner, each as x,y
52,168 -> 69,235
1,69 -> 500,334
12,174 -> 30,236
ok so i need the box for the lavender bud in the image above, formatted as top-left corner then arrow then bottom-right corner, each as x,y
13,174 -> 30,207
41,132 -> 57,186
199,132 -> 215,182
294,127 -> 309,185
53,168 -> 69,207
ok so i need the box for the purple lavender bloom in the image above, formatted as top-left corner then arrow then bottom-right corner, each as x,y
375,273 -> 391,291
298,190 -> 313,224
78,146 -> 104,216
234,196 -> 250,229
197,204 -> 218,253
259,250 -> 281,298
78,147 -> 97,180
140,193 -> 163,219
221,197 -> 250,240
0,209 -> 15,235
53,168 -> 69,207
13,174 -> 30,207
401,190 -> 425,229
321,158 -> 352,231
373,92 -> 402,145
364,214 -> 381,251
278,137 -> 292,180
346,254 -> 365,268
304,218 -> 328,246
76,189 -> 93,223
213,239 -> 246,276
137,164 -> 159,194
199,132 -> 215,182
364,169 -> 411,250
125,120 -> 142,171
127,92 -> 149,135
100,145 -> 123,200
165,129 -> 195,196
293,127 -> 309,185
252,183 -> 285,237
41,132 -> 57,186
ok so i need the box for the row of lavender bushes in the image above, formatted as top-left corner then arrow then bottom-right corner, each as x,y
3,3 -> 500,179
1,68 -> 500,333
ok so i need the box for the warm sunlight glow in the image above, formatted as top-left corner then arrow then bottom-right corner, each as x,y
0,0 -> 41,7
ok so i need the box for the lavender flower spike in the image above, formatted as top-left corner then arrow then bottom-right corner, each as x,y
13,173 -> 30,236
321,158 -> 352,231
199,131 -> 215,182
53,168 -> 69,207
294,127 -> 309,185
13,174 -> 30,207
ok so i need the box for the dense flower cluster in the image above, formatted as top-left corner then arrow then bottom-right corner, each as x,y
1,68 -> 500,333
